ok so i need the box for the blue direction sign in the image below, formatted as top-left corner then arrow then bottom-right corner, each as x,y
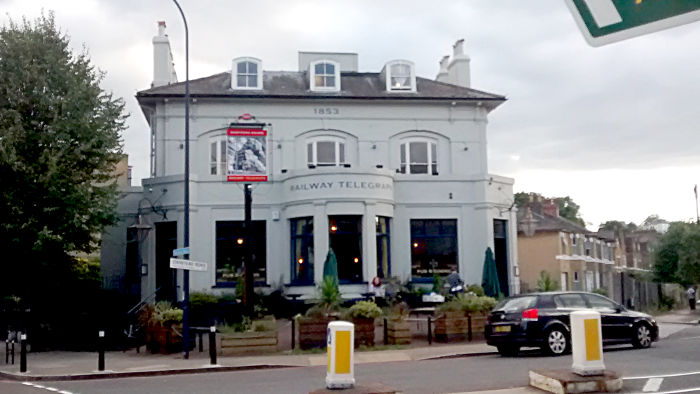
566,0 -> 700,46
172,247 -> 190,256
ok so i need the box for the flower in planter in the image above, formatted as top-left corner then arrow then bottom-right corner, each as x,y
345,300 -> 383,320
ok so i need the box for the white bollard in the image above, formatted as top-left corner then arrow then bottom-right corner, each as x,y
571,310 -> 605,376
326,321 -> 355,389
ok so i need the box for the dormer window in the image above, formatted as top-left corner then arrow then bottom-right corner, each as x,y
310,60 -> 340,92
232,57 -> 262,90
386,60 -> 416,92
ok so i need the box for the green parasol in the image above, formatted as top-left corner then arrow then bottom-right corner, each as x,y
481,247 -> 501,297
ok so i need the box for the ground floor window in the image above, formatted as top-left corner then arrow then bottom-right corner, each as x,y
329,215 -> 363,283
215,221 -> 266,286
290,217 -> 314,285
376,216 -> 391,279
410,219 -> 457,280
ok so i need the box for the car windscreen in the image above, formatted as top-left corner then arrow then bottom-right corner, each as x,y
494,296 -> 537,312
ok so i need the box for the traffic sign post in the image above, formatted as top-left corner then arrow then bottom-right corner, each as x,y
566,0 -> 700,46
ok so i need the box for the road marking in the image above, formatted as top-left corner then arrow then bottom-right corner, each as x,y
651,388 -> 700,394
625,370 -> 700,380
582,0 -> 622,27
21,382 -> 73,394
642,377 -> 663,392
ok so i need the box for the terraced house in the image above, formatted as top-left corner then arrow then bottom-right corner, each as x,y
101,22 -> 519,302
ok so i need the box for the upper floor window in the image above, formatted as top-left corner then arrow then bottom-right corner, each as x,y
310,60 -> 340,92
307,138 -> 345,167
232,57 -> 262,90
210,137 -> 226,175
386,60 -> 416,92
399,140 -> 437,175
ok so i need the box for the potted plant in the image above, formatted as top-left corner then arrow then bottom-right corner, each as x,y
297,276 -> 343,349
434,299 -> 467,342
457,292 -> 497,340
385,302 -> 411,345
345,300 -> 382,348
141,301 -> 184,354
219,315 -> 278,355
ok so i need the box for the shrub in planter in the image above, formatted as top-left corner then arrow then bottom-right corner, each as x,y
456,294 -> 497,340
385,302 -> 411,345
345,301 -> 382,347
434,299 -> 467,342
297,277 -> 343,350
140,301 -> 184,354
219,315 -> 278,355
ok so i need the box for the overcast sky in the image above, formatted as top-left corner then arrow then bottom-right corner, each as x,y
2,0 -> 700,230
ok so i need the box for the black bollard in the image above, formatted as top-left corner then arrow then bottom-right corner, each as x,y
291,318 -> 295,350
427,316 -> 432,345
19,333 -> 27,373
11,341 -> 15,365
383,318 -> 388,345
5,339 -> 8,364
98,331 -> 105,371
467,314 -> 472,342
198,332 -> 204,352
208,326 -> 217,365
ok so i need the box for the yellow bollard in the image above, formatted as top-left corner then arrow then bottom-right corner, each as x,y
570,310 -> 605,376
326,321 -> 355,389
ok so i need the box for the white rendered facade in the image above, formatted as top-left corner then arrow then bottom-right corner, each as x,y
101,25 -> 519,301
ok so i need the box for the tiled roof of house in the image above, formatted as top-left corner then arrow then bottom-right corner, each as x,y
136,71 -> 506,106
517,208 -> 589,235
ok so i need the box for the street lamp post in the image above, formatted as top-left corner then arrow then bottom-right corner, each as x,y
172,0 -> 191,359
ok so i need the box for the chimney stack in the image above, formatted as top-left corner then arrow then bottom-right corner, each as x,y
542,199 -> 560,218
152,21 -> 178,88
436,55 -> 450,83
448,39 -> 470,88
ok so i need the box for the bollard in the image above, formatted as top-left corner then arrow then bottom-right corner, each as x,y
326,321 -> 355,389
11,341 -> 15,364
198,332 -> 204,352
98,331 -> 105,371
208,326 -> 217,365
5,339 -> 8,364
427,316 -> 432,345
19,333 -> 27,373
291,318 -> 296,350
570,310 -> 605,376
467,314 -> 472,341
383,318 -> 388,345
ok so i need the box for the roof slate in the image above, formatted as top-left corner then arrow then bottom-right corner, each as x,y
136,71 -> 506,103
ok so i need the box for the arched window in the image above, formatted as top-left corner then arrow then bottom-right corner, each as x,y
399,139 -> 437,175
310,60 -> 340,91
232,57 -> 262,90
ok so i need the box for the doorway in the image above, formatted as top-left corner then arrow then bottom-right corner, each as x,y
493,219 -> 510,296
155,221 -> 177,302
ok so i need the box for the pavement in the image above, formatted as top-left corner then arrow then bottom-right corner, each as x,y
1,308 -> 697,385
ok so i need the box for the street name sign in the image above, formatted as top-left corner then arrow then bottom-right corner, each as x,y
172,247 -> 190,256
566,0 -> 700,47
169,258 -> 207,271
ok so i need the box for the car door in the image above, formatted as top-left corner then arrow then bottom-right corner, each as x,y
583,293 -> 627,341
552,293 -> 588,329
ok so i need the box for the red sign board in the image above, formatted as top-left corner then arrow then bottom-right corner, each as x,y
226,127 -> 268,182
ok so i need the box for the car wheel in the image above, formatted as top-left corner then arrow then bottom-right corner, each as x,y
632,323 -> 652,349
497,345 -> 519,357
543,326 -> 569,356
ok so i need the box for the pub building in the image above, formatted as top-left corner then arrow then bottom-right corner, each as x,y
100,22 -> 519,302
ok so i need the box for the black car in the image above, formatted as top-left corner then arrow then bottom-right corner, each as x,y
485,291 -> 658,356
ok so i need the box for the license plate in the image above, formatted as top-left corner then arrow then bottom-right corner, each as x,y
494,325 -> 511,333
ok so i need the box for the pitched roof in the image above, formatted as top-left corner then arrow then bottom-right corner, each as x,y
136,71 -> 506,107
517,208 -> 589,235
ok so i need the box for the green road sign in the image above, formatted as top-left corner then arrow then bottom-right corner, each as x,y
566,0 -> 700,46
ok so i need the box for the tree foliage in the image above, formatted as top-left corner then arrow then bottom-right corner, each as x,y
0,13 -> 125,300
514,192 -> 585,226
653,222 -> 700,285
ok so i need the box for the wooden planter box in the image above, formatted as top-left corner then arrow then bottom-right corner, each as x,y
352,318 -> 375,348
434,311 -> 467,342
468,311 -> 488,340
297,316 -> 334,350
220,330 -> 277,355
146,325 -> 182,354
386,318 -> 411,345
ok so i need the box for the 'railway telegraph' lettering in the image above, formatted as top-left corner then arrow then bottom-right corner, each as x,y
290,181 -> 392,192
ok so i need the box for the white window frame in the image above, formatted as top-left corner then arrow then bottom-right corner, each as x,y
307,137 -> 346,167
209,137 -> 227,176
310,60 -> 340,92
399,138 -> 438,175
386,60 -> 416,92
232,57 -> 263,90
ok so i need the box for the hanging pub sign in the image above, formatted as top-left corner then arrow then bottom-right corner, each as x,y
226,125 -> 268,182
